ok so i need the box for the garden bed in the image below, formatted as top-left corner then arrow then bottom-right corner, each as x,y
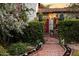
0,4 -> 45,56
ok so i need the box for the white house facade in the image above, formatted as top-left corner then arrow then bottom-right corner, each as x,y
25,3 -> 38,22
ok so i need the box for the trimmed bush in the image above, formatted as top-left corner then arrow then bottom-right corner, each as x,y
17,21 -> 45,46
28,21 -> 44,45
0,45 -> 9,56
58,20 -> 79,43
8,42 -> 33,55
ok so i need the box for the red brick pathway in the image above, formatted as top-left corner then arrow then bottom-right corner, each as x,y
30,35 -> 65,56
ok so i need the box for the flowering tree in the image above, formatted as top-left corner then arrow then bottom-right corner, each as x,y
0,3 -> 33,46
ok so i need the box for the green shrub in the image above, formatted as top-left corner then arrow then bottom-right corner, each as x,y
0,45 -> 9,56
58,20 -> 79,43
8,42 -> 32,55
27,21 -> 45,45
0,20 -> 44,47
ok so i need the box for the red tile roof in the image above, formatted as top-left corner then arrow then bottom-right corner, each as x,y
38,8 -> 79,13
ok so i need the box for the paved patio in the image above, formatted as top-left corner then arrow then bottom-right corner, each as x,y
30,35 -> 65,56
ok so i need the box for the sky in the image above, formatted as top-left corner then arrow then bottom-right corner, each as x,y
42,3 -> 70,8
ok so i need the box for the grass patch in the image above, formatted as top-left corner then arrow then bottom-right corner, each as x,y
72,50 -> 79,56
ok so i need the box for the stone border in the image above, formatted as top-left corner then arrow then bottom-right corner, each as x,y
63,45 -> 72,56
59,43 -> 72,56
22,44 -> 72,56
70,49 -> 74,56
60,44 -> 67,55
20,45 -> 42,56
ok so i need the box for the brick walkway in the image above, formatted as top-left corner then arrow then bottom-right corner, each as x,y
30,35 -> 65,56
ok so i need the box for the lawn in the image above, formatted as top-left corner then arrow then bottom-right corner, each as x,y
72,50 -> 79,56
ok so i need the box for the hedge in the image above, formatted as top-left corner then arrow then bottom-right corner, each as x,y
58,20 -> 79,43
28,21 -> 45,45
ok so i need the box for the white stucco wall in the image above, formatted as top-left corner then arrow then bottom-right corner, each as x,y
25,3 -> 38,22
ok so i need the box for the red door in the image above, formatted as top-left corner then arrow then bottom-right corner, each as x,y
45,19 -> 49,33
